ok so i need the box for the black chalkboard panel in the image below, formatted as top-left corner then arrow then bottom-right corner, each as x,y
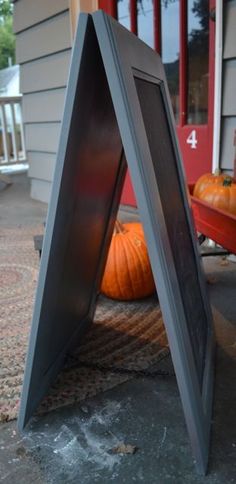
134,77 -> 208,386
17,15 -> 126,431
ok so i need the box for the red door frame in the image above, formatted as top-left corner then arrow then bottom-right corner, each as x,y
99,0 -> 216,206
177,0 -> 215,184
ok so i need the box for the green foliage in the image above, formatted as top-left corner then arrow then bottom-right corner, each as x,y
0,0 -> 15,70
0,0 -> 13,22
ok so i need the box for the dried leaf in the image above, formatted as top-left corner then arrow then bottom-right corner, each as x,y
0,412 -> 10,423
207,276 -> 217,285
110,443 -> 138,455
220,259 -> 229,267
16,446 -> 27,457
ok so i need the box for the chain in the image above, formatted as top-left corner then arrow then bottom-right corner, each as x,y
66,351 -> 175,379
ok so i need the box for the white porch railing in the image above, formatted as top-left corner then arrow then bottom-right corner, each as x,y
0,95 -> 27,166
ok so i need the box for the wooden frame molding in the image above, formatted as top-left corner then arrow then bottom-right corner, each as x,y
69,0 -> 98,39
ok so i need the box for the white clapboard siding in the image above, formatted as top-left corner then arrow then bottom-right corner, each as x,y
28,152 -> 57,182
223,1 -> 236,59
222,59 -> 236,116
23,89 -> 66,123
25,123 -> 61,153
31,178 -> 52,203
20,50 -> 71,94
16,11 -> 71,64
13,0 -> 91,202
220,117 -> 236,170
13,0 -> 69,33
219,0 -> 236,173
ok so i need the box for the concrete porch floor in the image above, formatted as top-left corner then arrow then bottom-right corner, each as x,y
0,173 -> 235,483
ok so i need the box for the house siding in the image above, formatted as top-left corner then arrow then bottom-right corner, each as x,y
13,0 -> 69,33
16,11 -> 71,64
13,0 -> 99,203
20,50 -> 71,94
13,0 -> 72,202
219,0 -> 236,173
28,152 -> 56,183
25,123 -> 61,153
22,88 -> 66,123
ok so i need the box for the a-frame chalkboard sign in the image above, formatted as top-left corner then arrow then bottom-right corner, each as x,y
18,12 -> 215,475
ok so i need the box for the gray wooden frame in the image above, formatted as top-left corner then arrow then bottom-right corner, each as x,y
18,11 -> 215,475
18,14 -> 127,432
92,11 -> 215,475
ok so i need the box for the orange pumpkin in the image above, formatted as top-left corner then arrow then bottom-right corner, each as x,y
101,220 -> 155,300
199,178 -> 236,215
193,172 -> 232,199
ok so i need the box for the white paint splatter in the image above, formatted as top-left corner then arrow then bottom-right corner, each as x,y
157,426 -> 167,458
160,426 -> 167,448
53,435 -> 88,466
51,401 -> 124,471
81,426 -> 121,471
14,398 -> 132,482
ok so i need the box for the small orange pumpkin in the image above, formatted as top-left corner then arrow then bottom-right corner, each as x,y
193,172 -> 232,199
199,178 -> 236,215
101,220 -> 155,300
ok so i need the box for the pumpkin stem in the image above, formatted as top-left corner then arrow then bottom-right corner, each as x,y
114,220 -> 127,234
223,178 -> 232,187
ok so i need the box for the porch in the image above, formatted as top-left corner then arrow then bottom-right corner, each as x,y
0,173 -> 235,483
0,95 -> 27,169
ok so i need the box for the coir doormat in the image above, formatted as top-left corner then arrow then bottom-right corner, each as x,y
0,225 -> 169,423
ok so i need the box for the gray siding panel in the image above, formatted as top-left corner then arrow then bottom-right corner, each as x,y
28,152 -> 56,182
222,59 -> 236,116
23,89 -> 66,123
30,178 -> 52,203
220,117 -> 236,170
223,0 -> 236,59
16,11 -> 71,64
20,50 -> 71,94
25,123 -> 61,153
13,0 -> 72,202
13,0 -> 69,33
220,1 -> 236,173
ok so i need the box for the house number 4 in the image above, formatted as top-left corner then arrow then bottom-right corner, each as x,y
186,130 -> 198,149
